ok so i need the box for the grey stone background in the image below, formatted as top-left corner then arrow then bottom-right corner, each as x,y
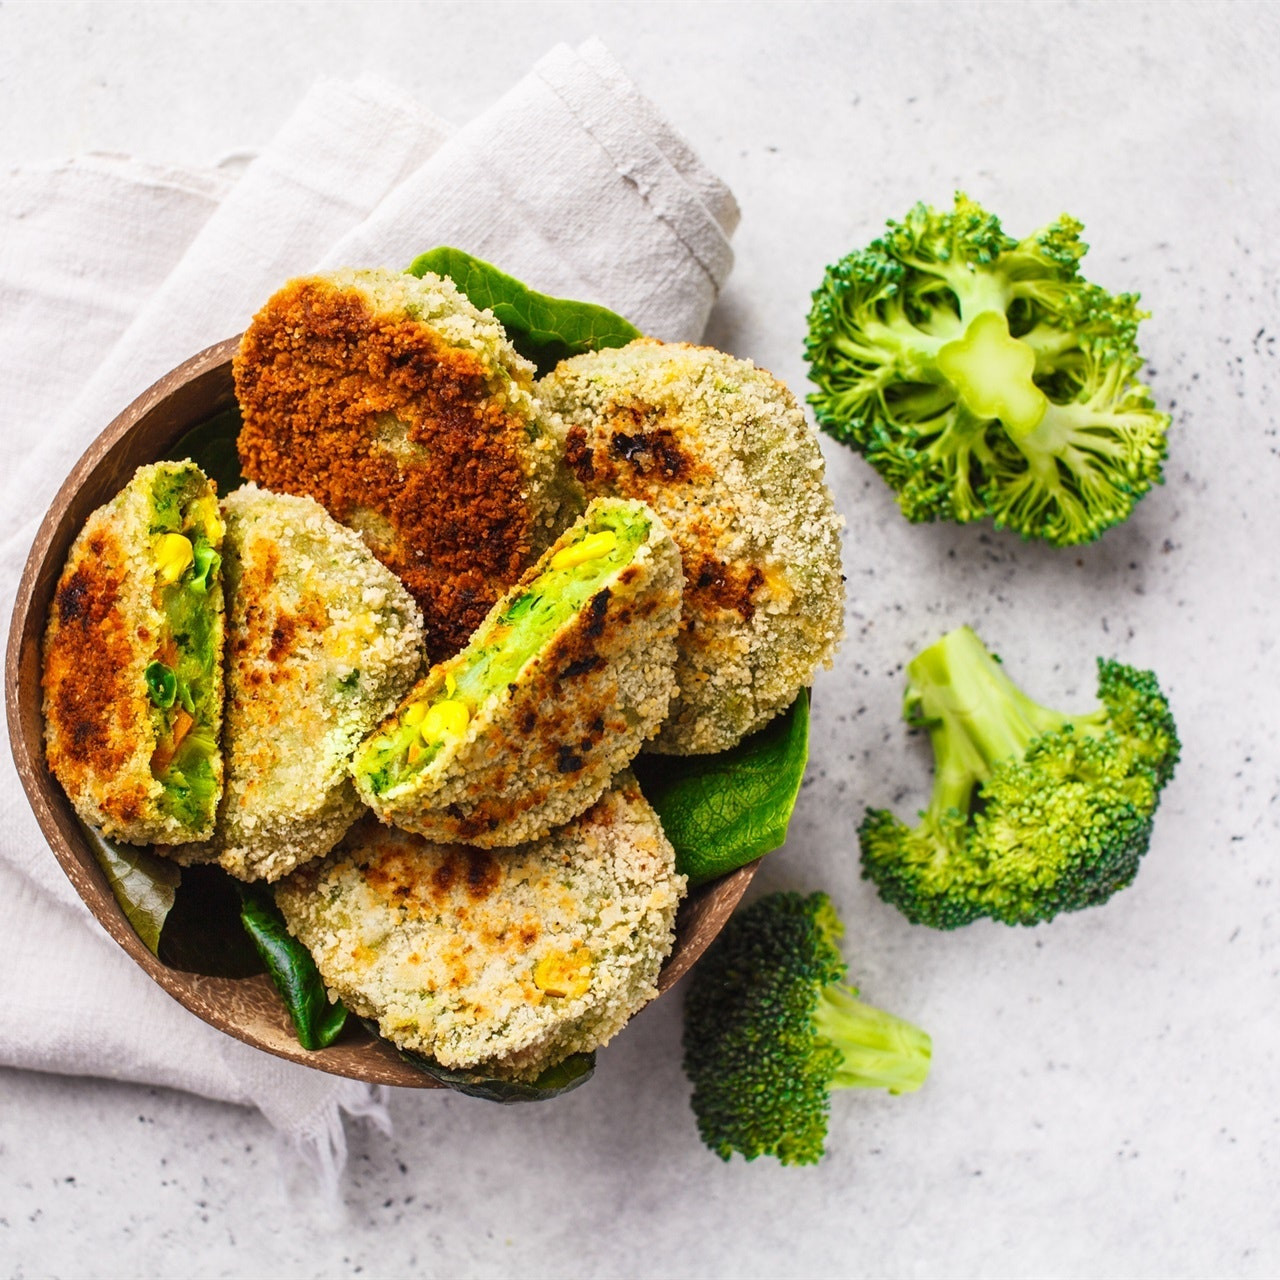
2,1 -> 1277,1276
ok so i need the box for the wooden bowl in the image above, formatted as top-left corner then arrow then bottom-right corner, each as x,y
5,337 -> 757,1089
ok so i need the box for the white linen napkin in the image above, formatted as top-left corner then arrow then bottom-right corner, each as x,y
0,39 -> 737,1178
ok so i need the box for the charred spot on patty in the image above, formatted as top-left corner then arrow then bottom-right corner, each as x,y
556,747 -> 585,774
561,654 -> 606,679
266,615 -> 296,664
584,588 -> 611,638
564,425 -> 595,483
687,555 -> 765,622
608,425 -> 692,482
54,569 -> 92,627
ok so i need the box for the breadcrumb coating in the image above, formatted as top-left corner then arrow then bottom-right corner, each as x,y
540,339 -> 846,753
353,498 -> 682,848
174,486 -> 424,881
275,773 -> 685,1079
234,268 -> 564,658
42,462 -> 225,845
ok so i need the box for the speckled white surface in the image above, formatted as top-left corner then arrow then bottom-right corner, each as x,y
2,2 -> 1278,1276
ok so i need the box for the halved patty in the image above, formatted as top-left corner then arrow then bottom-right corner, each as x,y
234,268 -> 568,658
351,498 -> 681,847
275,773 -> 685,1078
43,461 -> 225,845
540,339 -> 846,754
180,485 -> 424,882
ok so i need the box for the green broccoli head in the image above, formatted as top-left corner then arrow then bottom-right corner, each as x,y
683,891 -> 931,1166
805,193 -> 1170,546
860,626 -> 1180,929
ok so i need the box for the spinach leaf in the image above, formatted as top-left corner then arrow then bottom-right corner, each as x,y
407,248 -> 641,376
166,406 -> 244,497
633,690 -> 811,887
158,864 -> 264,978
358,1018 -> 595,1102
239,886 -> 347,1049
83,824 -> 180,956
85,828 -> 265,976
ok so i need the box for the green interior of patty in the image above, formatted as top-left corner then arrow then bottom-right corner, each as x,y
354,503 -> 650,798
146,465 -> 223,829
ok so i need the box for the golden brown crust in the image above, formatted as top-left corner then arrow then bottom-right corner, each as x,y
42,463 -> 225,844
234,271 -> 559,657
354,500 -> 682,848
542,339 -> 846,754
186,486 -> 424,883
275,775 -> 686,1077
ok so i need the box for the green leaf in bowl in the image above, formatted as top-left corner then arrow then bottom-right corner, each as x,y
158,864 -> 265,978
358,1017 -> 596,1103
239,886 -> 348,1050
165,405 -> 244,497
633,690 -> 811,887
82,824 -> 181,956
407,247 -> 641,376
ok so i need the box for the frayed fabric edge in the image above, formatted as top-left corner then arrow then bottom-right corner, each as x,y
274,1081 -> 393,1206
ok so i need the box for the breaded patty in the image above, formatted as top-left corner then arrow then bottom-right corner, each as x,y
234,268 -> 566,658
178,485 -> 424,882
275,773 -> 685,1078
43,462 -> 225,845
540,339 -> 846,754
352,498 -> 681,847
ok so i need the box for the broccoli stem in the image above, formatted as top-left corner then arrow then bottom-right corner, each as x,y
906,627 -> 1105,817
812,983 -> 932,1095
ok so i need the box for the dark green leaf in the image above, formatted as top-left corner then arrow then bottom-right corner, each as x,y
158,863 -> 265,978
633,690 -> 811,887
83,824 -> 180,956
165,406 -> 244,497
407,248 -> 641,376
358,1018 -> 595,1102
240,886 -> 347,1049
144,661 -> 178,709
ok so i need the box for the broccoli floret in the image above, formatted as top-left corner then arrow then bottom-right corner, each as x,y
860,626 -> 1180,929
683,891 -> 931,1166
805,193 -> 1170,546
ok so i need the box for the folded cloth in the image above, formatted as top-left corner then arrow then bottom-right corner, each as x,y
0,39 -> 737,1177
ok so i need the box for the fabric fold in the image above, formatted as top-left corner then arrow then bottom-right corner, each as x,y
0,40 -> 736,1167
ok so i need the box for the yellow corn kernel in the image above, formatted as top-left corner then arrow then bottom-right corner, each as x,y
154,533 -> 194,585
189,495 -> 225,541
533,948 -> 592,999
401,701 -> 427,727
328,611 -> 377,667
549,530 -> 617,572
421,699 -> 469,741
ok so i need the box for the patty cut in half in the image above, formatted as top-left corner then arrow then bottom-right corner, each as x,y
178,485 -> 424,882
234,268 -> 567,658
351,497 -> 681,847
540,339 -> 846,754
275,773 -> 686,1079
43,461 -> 225,845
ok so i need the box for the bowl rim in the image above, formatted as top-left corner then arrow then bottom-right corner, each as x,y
4,336 -> 758,1089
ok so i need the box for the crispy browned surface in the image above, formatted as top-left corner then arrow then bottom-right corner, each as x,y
234,276 -> 541,656
191,486 -> 424,883
543,340 -> 846,754
42,525 -> 151,828
276,776 -> 685,1075
426,562 -> 675,845
355,501 -> 682,848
